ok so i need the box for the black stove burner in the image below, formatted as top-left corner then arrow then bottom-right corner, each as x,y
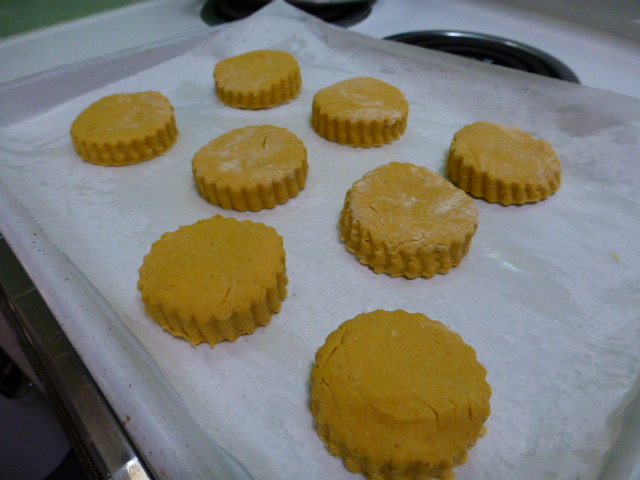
201,0 -> 374,28
385,30 -> 580,83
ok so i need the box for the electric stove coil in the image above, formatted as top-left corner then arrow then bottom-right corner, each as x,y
385,30 -> 580,83
201,0 -> 374,27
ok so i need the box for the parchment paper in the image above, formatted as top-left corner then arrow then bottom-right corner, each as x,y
1,2 -> 640,479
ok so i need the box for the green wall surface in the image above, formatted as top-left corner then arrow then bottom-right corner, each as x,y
0,0 -> 147,38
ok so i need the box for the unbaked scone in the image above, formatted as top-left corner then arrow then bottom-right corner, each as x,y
340,162 -> 478,279
137,215 -> 287,347
192,125 -> 308,211
311,309 -> 491,480
213,49 -> 302,109
447,121 -> 562,205
70,91 -> 178,166
312,77 -> 409,147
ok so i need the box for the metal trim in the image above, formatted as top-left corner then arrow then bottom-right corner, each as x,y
0,233 -> 155,480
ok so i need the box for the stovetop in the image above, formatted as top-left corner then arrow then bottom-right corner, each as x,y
1,0 -> 639,98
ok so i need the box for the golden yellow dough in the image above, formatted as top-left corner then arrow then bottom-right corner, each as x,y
311,309 -> 491,480
447,121 -> 562,205
70,91 -> 178,166
312,77 -> 409,147
137,215 -> 287,347
340,162 -> 478,279
213,49 -> 302,109
192,125 -> 308,211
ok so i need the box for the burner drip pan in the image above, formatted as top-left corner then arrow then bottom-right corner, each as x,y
201,0 -> 374,28
385,30 -> 580,83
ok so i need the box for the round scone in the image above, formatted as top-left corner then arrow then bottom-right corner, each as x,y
340,162 -> 479,279
137,215 -> 288,347
447,121 -> 562,205
70,91 -> 178,166
213,49 -> 302,109
311,309 -> 491,480
192,125 -> 308,211
312,77 -> 409,147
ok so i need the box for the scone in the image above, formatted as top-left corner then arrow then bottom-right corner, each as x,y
192,125 -> 308,211
311,309 -> 492,480
447,121 -> 562,205
340,162 -> 478,279
70,91 -> 178,166
213,49 -> 302,109
312,77 -> 409,147
137,215 -> 288,347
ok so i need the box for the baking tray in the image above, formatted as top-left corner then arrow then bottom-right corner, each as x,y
1,2 -> 639,479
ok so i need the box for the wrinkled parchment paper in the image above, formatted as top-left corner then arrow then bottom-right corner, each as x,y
1,2 -> 640,479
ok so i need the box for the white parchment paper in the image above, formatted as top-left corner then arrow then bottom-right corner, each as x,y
1,2 -> 640,479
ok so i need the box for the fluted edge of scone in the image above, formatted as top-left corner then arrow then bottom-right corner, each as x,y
216,70 -> 302,110
71,116 -> 178,166
339,206 -> 477,279
310,411 -> 474,480
447,147 -> 562,205
140,268 -> 288,347
194,158 -> 309,212
312,103 -> 408,148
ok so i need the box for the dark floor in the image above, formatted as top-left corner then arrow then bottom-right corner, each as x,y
0,345 -> 91,480
45,450 -> 91,480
